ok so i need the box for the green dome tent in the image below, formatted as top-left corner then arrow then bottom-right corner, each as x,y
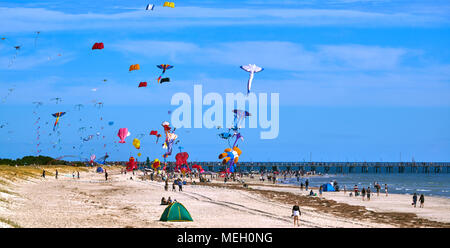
160,202 -> 193,222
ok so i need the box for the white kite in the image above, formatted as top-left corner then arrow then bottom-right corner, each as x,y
146,4 -> 155,10
240,64 -> 263,95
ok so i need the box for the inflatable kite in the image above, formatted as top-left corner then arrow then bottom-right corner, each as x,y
151,158 -> 161,169
175,152 -> 189,168
218,146 -> 242,173
126,157 -> 138,171
133,138 -> 141,149
240,64 -> 263,95
138,82 -> 147,87
118,128 -> 130,143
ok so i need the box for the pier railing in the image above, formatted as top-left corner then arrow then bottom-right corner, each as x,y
128,161 -> 450,173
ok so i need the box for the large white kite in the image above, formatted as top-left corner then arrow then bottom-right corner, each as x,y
240,64 -> 263,95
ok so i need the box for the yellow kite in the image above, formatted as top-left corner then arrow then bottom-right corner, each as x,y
129,64 -> 140,71
163,2 -> 175,8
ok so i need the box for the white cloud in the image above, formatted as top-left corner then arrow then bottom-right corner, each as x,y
111,40 -> 411,71
0,5 -> 449,33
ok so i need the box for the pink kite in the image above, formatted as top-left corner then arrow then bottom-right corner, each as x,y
117,128 -> 129,143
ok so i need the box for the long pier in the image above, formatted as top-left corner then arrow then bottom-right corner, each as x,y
153,161 -> 450,173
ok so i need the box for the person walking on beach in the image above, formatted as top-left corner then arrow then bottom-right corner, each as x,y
55,169 -> 58,179
367,187 -> 371,201
42,169 -> 46,178
412,193 -> 417,207
164,179 -> 169,191
172,180 -> 176,191
385,184 -> 388,196
105,169 -> 108,181
292,202 -> 301,227
419,194 -> 425,208
319,185 -> 323,197
300,182 -> 304,191
72,171 -> 75,179
376,183 -> 380,196
343,185 -> 346,195
178,180 -> 183,192
305,179 -> 309,191
361,187 -> 366,201
77,171 -> 80,179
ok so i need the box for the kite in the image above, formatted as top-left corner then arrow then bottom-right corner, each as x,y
32,101 -> 43,108
138,82 -> 147,88
133,138 -> 141,149
94,102 -> 104,108
240,64 -> 264,95
156,64 -> 173,83
83,135 -> 94,142
146,4 -> 155,10
151,159 -> 161,170
108,121 -> 114,126
158,77 -> 170,84
126,157 -> 138,171
51,97 -> 63,104
157,64 -> 173,74
117,128 -> 130,143
150,130 -> 162,143
34,31 -> 40,48
74,104 -> 84,110
161,121 -> 177,157
218,146 -> 242,173
192,164 -> 204,173
92,42 -> 104,50
129,64 -> 140,71
175,152 -> 189,169
163,2 -> 175,8
52,112 -> 66,131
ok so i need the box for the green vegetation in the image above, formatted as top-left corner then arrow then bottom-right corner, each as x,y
0,155 -> 86,166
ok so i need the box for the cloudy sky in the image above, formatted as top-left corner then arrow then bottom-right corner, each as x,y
0,0 -> 449,162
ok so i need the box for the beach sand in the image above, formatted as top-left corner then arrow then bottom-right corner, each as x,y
0,166 -> 449,228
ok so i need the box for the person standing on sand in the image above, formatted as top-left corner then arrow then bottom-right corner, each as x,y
361,187 -> 366,201
412,193 -> 417,207
305,179 -> 309,191
319,185 -> 323,196
42,169 -> 46,178
55,169 -> 58,179
419,194 -> 425,208
343,185 -> 346,195
367,187 -> 371,201
105,169 -> 108,181
77,171 -> 80,179
354,185 -> 358,196
165,179 -> 169,191
385,184 -> 388,196
292,202 -> 301,227
172,180 -> 176,191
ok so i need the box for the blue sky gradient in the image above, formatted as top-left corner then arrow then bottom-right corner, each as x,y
0,0 -> 449,162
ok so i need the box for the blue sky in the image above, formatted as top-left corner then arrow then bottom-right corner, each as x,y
0,0 -> 449,162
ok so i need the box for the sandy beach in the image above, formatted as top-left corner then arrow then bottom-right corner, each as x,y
0,166 -> 449,228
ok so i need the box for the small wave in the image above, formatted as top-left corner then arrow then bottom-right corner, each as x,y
416,189 -> 431,192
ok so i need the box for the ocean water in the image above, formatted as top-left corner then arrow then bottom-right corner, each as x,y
281,173 -> 450,198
